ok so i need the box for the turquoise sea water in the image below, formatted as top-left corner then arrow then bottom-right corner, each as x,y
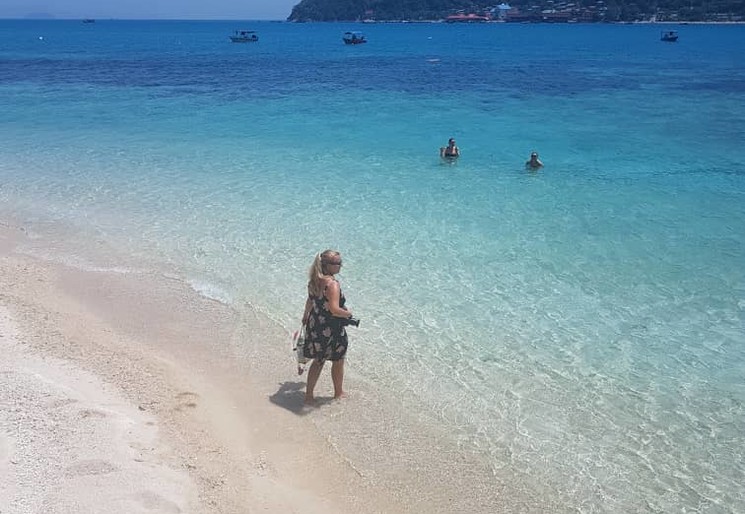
2,20 -> 744,512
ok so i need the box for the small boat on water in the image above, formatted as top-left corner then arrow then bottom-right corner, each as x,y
661,30 -> 678,42
230,30 -> 258,43
82,18 -> 95,24
343,31 -> 367,45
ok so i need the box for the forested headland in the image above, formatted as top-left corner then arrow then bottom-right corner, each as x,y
287,0 -> 745,23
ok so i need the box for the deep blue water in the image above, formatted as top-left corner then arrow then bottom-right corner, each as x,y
4,21 -> 745,94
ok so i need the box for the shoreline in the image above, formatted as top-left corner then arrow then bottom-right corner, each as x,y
0,218 -> 526,512
0,220 -> 398,513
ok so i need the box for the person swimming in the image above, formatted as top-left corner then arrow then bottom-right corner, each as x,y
526,151 -> 543,170
440,138 -> 460,160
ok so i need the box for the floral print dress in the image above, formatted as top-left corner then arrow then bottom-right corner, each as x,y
304,281 -> 349,362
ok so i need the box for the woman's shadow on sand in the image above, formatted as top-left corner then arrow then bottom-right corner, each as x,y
269,381 -> 335,415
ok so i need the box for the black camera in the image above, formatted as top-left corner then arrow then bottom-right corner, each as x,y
335,316 -> 360,327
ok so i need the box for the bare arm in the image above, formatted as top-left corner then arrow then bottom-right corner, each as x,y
324,280 -> 352,318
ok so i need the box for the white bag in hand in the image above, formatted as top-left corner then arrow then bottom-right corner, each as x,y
291,326 -> 310,375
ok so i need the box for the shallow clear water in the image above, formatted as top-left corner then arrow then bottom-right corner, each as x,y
2,20 -> 744,511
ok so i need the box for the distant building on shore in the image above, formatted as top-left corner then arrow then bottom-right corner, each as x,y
496,3 -> 512,20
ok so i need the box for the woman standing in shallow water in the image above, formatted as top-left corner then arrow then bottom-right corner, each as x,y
302,250 -> 353,404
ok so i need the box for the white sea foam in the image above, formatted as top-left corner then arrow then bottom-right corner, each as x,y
185,278 -> 233,305
16,246 -> 137,275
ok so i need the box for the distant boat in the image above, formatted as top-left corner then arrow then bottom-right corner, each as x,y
661,30 -> 678,42
82,18 -> 95,24
343,31 -> 367,45
230,30 -> 258,43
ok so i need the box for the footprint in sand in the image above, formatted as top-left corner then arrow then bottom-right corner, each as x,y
135,490 -> 181,513
78,408 -> 107,419
173,391 -> 199,412
64,459 -> 119,477
46,398 -> 78,410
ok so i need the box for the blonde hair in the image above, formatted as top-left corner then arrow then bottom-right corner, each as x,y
307,249 -> 340,297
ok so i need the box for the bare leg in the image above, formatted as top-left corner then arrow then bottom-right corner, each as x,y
331,359 -> 346,399
305,360 -> 324,405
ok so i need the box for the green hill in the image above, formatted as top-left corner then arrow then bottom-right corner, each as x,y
287,0 -> 745,22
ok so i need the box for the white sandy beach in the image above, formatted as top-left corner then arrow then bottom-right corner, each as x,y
0,306 -> 198,513
0,221 -> 397,514
0,220 -> 527,513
